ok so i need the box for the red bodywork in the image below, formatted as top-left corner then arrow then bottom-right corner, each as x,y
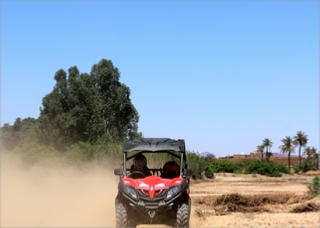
122,176 -> 183,198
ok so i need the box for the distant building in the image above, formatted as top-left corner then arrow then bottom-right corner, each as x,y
250,151 -> 261,158
233,154 -> 248,159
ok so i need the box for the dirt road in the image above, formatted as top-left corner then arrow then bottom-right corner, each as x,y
2,154 -> 319,227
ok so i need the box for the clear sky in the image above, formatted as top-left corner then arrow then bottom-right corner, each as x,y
1,1 -> 318,158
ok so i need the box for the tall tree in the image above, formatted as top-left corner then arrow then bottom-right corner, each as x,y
90,59 -> 140,141
293,131 -> 308,165
39,59 -> 141,150
279,136 -> 296,168
39,69 -> 74,150
262,138 -> 273,162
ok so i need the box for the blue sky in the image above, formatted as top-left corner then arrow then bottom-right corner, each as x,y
1,1 -> 318,158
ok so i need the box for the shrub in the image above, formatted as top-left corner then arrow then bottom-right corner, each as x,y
244,160 -> 289,177
293,163 -> 316,173
274,162 -> 290,174
308,176 -> 320,198
204,165 -> 215,179
235,159 -> 256,170
208,160 -> 242,173
65,142 -> 99,163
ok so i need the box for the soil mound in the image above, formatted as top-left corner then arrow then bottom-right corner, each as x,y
213,193 -> 289,213
290,196 -> 320,213
193,193 -> 320,216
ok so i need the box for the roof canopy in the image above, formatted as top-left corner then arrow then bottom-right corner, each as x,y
123,138 -> 186,153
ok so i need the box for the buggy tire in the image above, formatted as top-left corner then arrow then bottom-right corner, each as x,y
116,202 -> 128,228
176,203 -> 189,228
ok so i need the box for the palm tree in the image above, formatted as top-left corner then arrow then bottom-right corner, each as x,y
279,136 -> 296,168
257,145 -> 264,161
293,131 -> 308,165
303,146 -> 318,169
262,138 -> 273,162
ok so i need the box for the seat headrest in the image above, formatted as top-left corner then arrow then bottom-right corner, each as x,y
165,161 -> 179,178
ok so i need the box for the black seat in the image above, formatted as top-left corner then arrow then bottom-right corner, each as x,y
162,161 -> 180,178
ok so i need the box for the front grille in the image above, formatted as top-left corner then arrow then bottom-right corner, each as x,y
140,189 -> 164,196
155,189 -> 162,196
137,189 -> 167,201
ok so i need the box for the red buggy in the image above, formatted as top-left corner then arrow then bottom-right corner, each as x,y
114,138 -> 192,227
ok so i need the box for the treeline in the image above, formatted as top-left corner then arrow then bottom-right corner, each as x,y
1,59 -> 142,152
256,131 -> 319,172
187,153 -> 290,179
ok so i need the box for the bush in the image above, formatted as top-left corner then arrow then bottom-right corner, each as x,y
293,163 -> 316,173
207,160 -> 242,174
235,159 -> 256,170
244,160 -> 289,177
204,165 -> 215,179
67,142 -> 97,161
308,176 -> 320,198
274,162 -> 290,174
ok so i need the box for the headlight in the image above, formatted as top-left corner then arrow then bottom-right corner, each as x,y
166,186 -> 180,199
124,186 -> 138,199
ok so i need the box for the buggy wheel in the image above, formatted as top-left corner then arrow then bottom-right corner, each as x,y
116,202 -> 128,228
176,203 -> 189,228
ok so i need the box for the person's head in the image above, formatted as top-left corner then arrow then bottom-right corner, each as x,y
133,154 -> 147,171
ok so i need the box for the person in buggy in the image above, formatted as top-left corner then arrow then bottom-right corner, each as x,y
128,154 -> 152,178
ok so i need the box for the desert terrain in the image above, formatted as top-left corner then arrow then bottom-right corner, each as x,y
1,152 -> 319,227
189,173 -> 319,227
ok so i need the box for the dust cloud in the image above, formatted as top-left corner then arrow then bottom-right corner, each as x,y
1,152 -> 118,227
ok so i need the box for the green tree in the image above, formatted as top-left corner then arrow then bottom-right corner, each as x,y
0,117 -> 38,150
262,138 -> 273,162
90,59 -> 140,141
39,69 -> 74,150
186,151 -> 209,179
204,153 -> 216,163
303,146 -> 318,170
39,59 -> 141,150
279,136 -> 296,168
293,131 -> 308,165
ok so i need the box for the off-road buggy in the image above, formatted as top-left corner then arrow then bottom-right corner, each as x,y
114,138 -> 192,227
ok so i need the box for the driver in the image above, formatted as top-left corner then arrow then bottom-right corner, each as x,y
129,154 -> 152,177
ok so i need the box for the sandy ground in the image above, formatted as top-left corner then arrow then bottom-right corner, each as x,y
1,153 -> 319,227
190,173 -> 320,228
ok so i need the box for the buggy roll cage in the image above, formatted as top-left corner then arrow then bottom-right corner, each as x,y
118,138 -> 189,176
122,151 -> 188,176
